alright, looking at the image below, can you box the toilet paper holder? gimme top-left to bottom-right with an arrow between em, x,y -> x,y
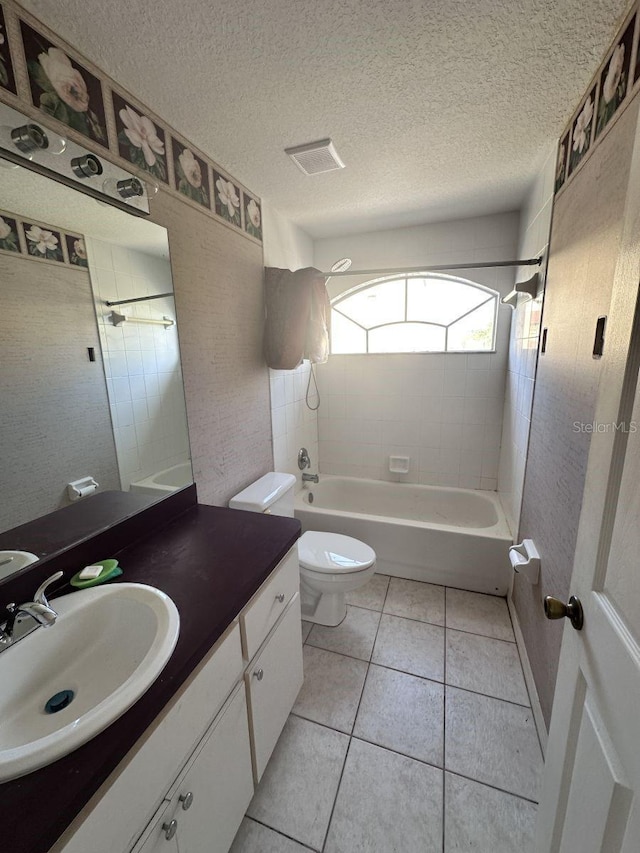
509,539 -> 540,584
67,477 -> 99,502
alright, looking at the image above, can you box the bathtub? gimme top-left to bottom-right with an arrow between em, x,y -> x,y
294,475 -> 513,596
129,462 -> 193,496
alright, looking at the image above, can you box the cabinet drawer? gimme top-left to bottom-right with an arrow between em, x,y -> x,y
56,623 -> 243,853
132,683 -> 254,853
240,546 -> 299,661
245,593 -> 303,783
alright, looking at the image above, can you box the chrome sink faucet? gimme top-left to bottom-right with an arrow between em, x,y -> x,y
302,473 -> 319,484
0,571 -> 64,645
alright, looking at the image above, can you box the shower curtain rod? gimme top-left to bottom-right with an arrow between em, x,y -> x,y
322,256 -> 542,277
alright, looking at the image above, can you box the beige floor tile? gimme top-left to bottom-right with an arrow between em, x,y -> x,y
372,613 -> 444,681
446,629 -> 529,705
444,772 -> 537,852
345,573 -> 390,611
247,715 -> 349,850
354,664 -> 444,765
306,605 -> 381,661
446,588 -> 514,641
230,818 -> 314,852
324,738 -> 443,853
445,687 -> 542,801
383,577 -> 445,625
293,646 -> 368,733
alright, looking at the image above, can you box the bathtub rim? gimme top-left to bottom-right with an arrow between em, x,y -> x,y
293,474 -> 512,540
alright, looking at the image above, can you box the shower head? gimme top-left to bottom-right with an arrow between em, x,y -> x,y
330,258 -> 352,273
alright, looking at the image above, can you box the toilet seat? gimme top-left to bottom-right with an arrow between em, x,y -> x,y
298,531 -> 376,574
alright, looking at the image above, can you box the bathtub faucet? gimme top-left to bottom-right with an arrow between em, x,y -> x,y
302,473 -> 319,484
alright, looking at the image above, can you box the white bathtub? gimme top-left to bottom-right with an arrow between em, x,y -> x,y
294,475 -> 513,596
129,462 -> 193,496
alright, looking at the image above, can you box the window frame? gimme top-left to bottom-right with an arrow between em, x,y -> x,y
330,272 -> 499,354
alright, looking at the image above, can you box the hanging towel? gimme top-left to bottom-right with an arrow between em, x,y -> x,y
263,267 -> 330,369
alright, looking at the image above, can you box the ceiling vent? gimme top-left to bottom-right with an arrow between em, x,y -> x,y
285,139 -> 345,175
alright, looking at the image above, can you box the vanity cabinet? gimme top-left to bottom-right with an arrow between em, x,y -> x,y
245,594 -> 303,782
53,545 -> 303,853
133,684 -> 253,853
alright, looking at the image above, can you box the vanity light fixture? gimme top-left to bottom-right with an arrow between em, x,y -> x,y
4,122 -> 67,155
0,102 -> 151,216
71,153 -> 103,179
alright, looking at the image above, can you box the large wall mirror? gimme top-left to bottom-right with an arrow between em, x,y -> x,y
0,158 -> 193,575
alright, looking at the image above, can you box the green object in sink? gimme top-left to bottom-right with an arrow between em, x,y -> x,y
70,559 -> 122,588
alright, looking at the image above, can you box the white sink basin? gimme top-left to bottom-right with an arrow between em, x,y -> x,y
0,550 -> 39,581
0,582 -> 179,781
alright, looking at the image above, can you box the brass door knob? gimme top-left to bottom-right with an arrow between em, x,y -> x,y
544,595 -> 584,630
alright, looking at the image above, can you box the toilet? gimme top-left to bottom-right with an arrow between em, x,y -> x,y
229,472 -> 376,626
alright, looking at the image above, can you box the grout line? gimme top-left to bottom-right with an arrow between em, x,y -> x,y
444,768 -> 540,806
342,599 -> 516,643
442,587 -> 447,853
304,631 -> 529,708
445,682 -> 533,711
320,727 -> 352,852
246,816 -> 319,851
320,574 -> 392,852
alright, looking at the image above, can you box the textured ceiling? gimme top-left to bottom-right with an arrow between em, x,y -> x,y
21,0 -> 632,236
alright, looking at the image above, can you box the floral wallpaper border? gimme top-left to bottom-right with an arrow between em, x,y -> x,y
556,5 -> 640,196
0,207 -> 88,268
0,0 -> 263,244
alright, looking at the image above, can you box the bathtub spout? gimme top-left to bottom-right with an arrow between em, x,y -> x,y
302,473 -> 319,484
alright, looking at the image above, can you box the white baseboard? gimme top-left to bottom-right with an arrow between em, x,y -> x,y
508,594 -> 548,757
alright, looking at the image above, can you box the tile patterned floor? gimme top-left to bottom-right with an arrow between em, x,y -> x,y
230,576 -> 543,853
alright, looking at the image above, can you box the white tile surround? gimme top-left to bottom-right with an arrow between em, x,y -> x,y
270,362 -> 320,486
87,238 -> 191,490
498,147 -> 556,534
316,351 -> 508,489
231,576 -> 542,852
311,211 -> 520,492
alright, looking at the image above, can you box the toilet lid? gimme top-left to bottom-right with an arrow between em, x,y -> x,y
298,531 -> 376,574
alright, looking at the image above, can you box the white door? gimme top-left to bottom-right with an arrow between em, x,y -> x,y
534,143 -> 640,850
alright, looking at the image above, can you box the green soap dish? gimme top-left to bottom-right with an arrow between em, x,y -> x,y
70,559 -> 122,588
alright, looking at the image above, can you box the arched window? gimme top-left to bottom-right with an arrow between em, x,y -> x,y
330,273 -> 498,354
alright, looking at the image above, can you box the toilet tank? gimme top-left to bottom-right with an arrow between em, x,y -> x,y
229,472 -> 296,517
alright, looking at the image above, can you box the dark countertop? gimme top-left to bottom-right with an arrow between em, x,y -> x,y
0,502 -> 300,853
0,491 -> 161,563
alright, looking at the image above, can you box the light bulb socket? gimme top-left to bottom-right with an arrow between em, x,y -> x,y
116,177 -> 144,198
71,154 -> 103,179
11,123 -> 49,154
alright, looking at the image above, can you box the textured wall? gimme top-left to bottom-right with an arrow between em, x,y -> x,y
313,213 -> 519,489
0,253 -> 120,531
515,97 -> 640,725
150,192 -> 272,506
498,147 -> 556,533
0,3 -> 273,515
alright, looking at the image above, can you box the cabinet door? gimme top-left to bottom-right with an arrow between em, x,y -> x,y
245,593 -> 303,782
133,683 -> 254,853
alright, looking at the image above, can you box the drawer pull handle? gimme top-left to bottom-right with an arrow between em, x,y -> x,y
179,791 -> 194,811
163,819 -> 178,841
253,668 -> 264,681
275,593 -> 285,603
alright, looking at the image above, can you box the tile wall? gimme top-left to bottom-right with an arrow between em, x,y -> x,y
316,352 -> 507,488
87,238 -> 190,490
313,212 -> 520,492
